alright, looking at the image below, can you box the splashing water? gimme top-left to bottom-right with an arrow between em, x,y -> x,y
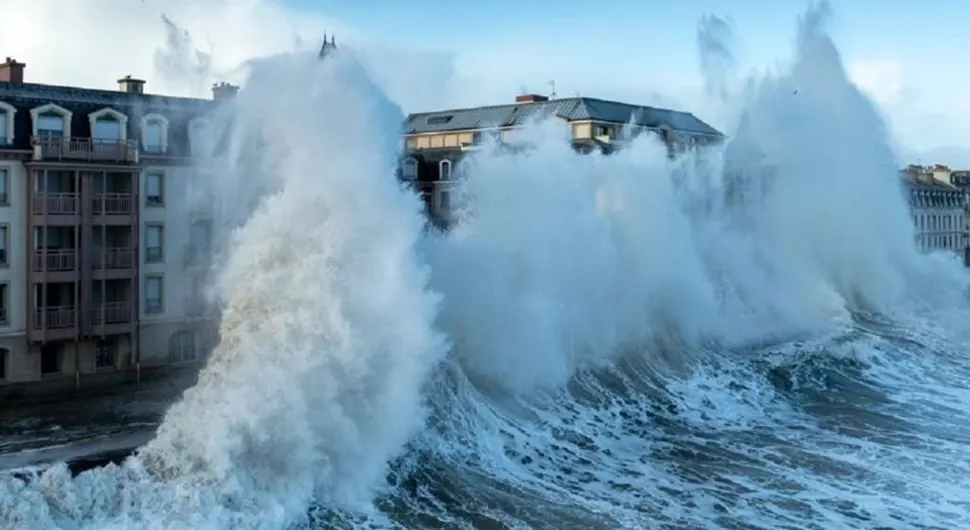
3,4 -> 970,530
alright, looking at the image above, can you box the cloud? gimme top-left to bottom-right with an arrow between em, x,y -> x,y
847,59 -> 906,106
0,0 -> 465,113
1,0 -> 966,162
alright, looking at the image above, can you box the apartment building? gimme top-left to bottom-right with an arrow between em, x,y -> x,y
902,165 -> 967,255
399,93 -> 724,224
0,58 -> 227,394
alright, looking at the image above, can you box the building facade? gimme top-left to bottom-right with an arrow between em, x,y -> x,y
0,58 -> 227,395
399,93 -> 724,225
902,166 -> 967,255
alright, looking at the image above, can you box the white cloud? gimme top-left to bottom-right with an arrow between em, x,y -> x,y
847,59 -> 906,106
1,0 -> 966,162
0,0 -> 465,113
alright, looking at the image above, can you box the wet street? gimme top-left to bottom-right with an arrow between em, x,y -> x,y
0,370 -> 197,471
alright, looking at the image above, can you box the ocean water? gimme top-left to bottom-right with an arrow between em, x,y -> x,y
3,5 -> 970,530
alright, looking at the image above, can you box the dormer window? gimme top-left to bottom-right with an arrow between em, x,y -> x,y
30,103 -> 72,139
141,113 -> 169,153
89,108 -> 128,142
188,118 -> 212,157
0,101 -> 13,146
37,112 -> 65,136
401,158 -> 418,181
439,159 -> 452,180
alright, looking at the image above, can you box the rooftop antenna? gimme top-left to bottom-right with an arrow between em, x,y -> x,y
549,80 -> 557,99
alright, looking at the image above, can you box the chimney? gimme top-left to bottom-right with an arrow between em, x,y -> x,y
515,93 -> 549,104
212,81 -> 239,101
0,57 -> 25,84
117,75 -> 146,94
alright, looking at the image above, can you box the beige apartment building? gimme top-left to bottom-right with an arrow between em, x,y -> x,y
0,58 -> 229,399
398,93 -> 724,225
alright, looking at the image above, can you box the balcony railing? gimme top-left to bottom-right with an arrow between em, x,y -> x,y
91,193 -> 134,215
33,249 -> 77,272
92,247 -> 134,269
32,306 -> 76,330
33,136 -> 137,163
90,302 -> 132,325
32,193 -> 78,215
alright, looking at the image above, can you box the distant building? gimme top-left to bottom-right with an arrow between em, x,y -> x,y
902,165 -> 966,254
399,93 -> 724,226
0,57 -> 227,396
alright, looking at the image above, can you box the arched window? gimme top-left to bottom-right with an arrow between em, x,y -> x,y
188,117 -> 212,157
141,113 -> 169,153
439,159 -> 452,181
30,103 -> 72,137
168,330 -> 198,363
0,101 -> 16,145
89,107 -> 128,141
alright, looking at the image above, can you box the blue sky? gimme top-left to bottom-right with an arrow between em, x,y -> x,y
279,0 -> 968,163
1,0 -> 964,163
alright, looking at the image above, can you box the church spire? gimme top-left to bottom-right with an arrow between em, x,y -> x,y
318,32 -> 337,59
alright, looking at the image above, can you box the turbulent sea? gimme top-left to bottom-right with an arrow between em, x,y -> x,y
3,5 -> 970,530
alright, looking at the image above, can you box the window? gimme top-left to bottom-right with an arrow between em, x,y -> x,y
401,158 -> 417,181
0,348 -> 6,381
0,114 -> 6,145
40,343 -> 61,376
188,220 -> 212,265
189,119 -> 211,157
143,120 -> 164,152
439,159 -> 452,181
0,283 -> 7,325
37,112 -> 65,136
92,116 -> 121,141
439,190 -> 451,212
0,168 -> 7,205
145,275 -> 163,314
0,225 -> 8,266
595,124 -> 611,137
94,339 -> 115,371
145,224 -> 164,262
145,172 -> 163,206
168,330 -> 197,363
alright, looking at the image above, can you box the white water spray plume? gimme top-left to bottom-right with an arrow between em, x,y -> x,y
2,2 -> 970,530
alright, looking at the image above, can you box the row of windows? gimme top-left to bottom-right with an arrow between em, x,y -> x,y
913,212 -> 965,233
400,158 -> 452,182
0,330 -> 202,381
0,219 -> 211,271
910,190 -> 963,209
144,219 -> 212,265
0,100 -> 213,156
0,167 -> 176,208
916,233 -> 965,252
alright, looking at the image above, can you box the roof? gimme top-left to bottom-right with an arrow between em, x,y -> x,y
903,173 -> 961,193
0,80 -> 214,154
403,96 -> 723,137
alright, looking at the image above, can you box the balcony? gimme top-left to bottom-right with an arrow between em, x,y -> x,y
90,302 -> 132,326
91,194 -> 134,215
32,136 -> 137,163
33,249 -> 77,272
32,306 -> 76,330
92,247 -> 134,270
32,193 -> 78,215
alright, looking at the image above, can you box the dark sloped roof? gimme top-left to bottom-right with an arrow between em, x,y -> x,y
0,81 -> 210,110
0,80 -> 214,153
403,96 -> 723,137
903,174 -> 961,192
